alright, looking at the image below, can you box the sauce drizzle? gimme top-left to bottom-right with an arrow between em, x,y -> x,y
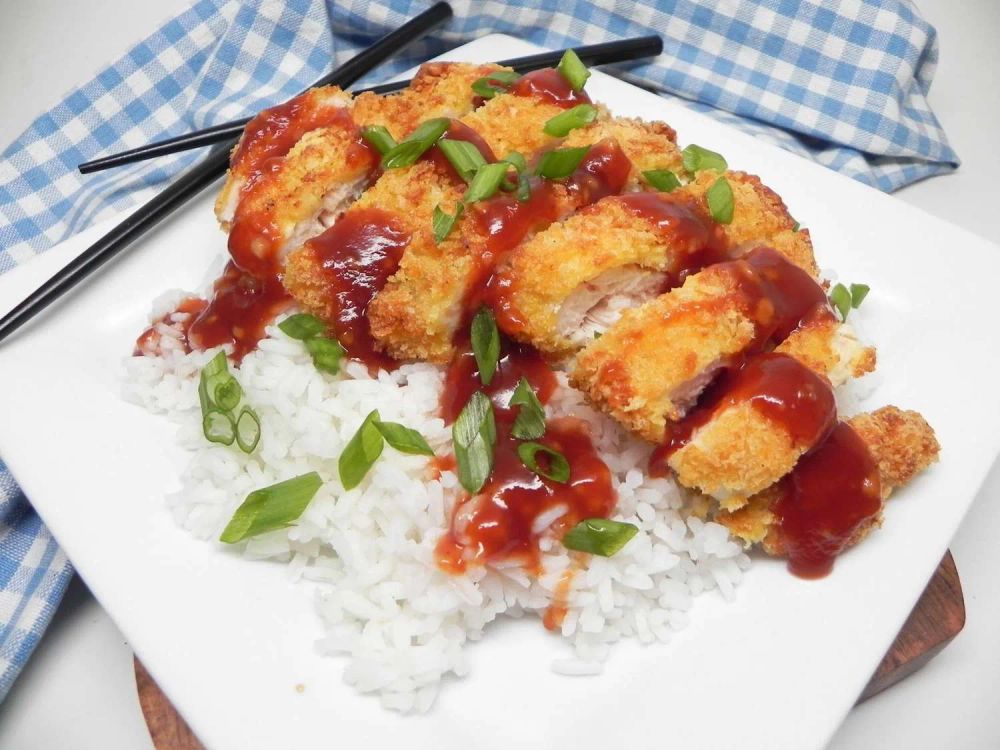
509,68 -> 592,109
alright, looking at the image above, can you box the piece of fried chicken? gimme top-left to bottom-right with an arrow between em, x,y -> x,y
366,117 -> 684,363
493,170 -> 818,356
715,407 -> 940,556
216,62 -> 503,276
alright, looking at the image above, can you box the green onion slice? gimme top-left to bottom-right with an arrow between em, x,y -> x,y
279,313 -> 327,341
214,375 -> 242,412
464,162 -> 510,203
706,176 -> 734,224
374,420 -> 435,456
235,406 -> 261,453
643,169 -> 681,193
557,49 -> 590,92
509,377 -> 545,440
516,173 -> 532,202
502,151 -> 527,173
339,410 -> 385,490
471,70 -> 520,100
562,518 -> 639,557
203,409 -> 236,446
304,336 -> 345,374
829,283 -> 852,321
543,104 -> 598,137
470,307 -> 500,386
198,351 -> 229,416
850,283 -> 870,309
535,146 -> 590,179
381,118 -> 450,169
681,144 -> 728,174
453,391 -> 497,494
438,139 -> 487,183
517,441 -> 570,483
433,202 -> 464,244
791,219 -> 801,232
219,472 -> 323,544
360,125 -> 397,155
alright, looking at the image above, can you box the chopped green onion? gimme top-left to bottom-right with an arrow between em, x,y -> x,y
681,144 -> 728,174
517,441 -> 570,484
360,125 -> 397,156
213,375 -> 242,412
219,472 -> 323,544
203,409 -> 236,446
850,283 -> 870,308
433,202 -> 464,244
438,139 -> 487,183
471,70 -> 520,100
304,336 -> 345,374
791,219 -> 801,232
543,104 -> 598,137
706,177 -> 734,224
339,410 -> 384,490
470,307 -> 501,386
643,169 -> 681,193
453,391 -> 496,494
381,118 -> 450,169
198,351 -> 229,415
374,420 -> 434,456
464,162 -> 510,203
235,406 -> 261,453
502,151 -> 527,173
562,518 -> 638,557
556,49 -> 590,92
593,331 -> 602,339
278,313 -> 327,340
535,146 -> 590,179
829,283 -> 852,321
516,172 -> 532,202
509,377 -> 545,440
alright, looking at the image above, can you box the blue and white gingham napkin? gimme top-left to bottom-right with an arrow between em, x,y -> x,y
0,0 -> 958,700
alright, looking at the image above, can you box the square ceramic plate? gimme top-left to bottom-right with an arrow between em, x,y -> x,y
1,35 -> 999,750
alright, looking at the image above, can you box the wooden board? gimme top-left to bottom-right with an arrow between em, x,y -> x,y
135,551 -> 965,749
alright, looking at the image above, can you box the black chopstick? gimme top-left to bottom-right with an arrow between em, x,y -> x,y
78,35 -> 663,174
0,34 -> 663,346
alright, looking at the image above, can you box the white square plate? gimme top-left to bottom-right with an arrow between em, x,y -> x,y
1,35 -> 999,750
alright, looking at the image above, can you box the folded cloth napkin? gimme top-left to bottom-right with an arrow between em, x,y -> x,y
0,0 -> 958,700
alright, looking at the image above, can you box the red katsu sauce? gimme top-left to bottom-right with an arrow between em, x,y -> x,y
436,416 -> 616,574
186,260 -> 292,360
542,567 -> 577,631
306,207 -> 412,371
618,193 -> 730,286
771,422 -> 882,578
230,93 -> 359,192
509,68 -> 592,109
134,297 -> 207,355
651,352 -> 837,469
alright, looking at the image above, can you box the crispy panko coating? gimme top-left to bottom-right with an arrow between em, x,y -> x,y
562,117 -> 683,182
715,407 -> 940,554
495,170 -> 819,357
216,61 -> 503,251
287,82 -> 587,362
367,117 -> 683,363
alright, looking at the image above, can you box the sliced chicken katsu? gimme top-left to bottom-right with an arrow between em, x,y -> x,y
367,117 -> 684,363
283,69 -> 602,365
218,63 -> 503,277
492,170 -> 817,356
571,246 -> 870,442
714,406 -> 939,575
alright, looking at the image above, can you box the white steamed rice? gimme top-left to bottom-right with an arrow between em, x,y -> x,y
123,295 -> 751,713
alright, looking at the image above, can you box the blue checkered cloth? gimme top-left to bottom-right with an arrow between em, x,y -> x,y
0,0 -> 958,701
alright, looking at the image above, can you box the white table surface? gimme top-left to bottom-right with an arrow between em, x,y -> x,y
0,1 -> 997,747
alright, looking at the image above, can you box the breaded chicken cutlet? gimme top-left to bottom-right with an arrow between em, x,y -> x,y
714,407 -> 940,566
217,62 -> 503,276
492,170 -> 817,356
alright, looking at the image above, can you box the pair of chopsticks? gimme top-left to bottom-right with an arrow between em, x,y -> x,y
0,0 -> 662,344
